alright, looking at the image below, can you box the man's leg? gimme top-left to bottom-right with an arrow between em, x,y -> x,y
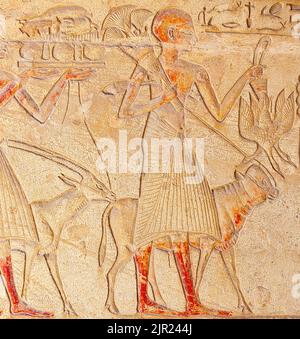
173,241 -> 232,316
0,240 -> 53,318
135,243 -> 178,315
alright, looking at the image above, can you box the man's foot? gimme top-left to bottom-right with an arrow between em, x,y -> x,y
186,303 -> 233,317
10,301 -> 54,318
139,297 -> 179,316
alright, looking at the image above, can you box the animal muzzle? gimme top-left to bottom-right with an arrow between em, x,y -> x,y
268,187 -> 279,199
105,191 -> 116,202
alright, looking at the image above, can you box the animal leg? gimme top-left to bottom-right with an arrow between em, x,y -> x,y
219,248 -> 252,313
104,198 -> 138,314
274,142 -> 297,168
21,244 -> 39,301
45,253 -> 77,316
39,223 -> 63,256
195,243 -> 214,296
105,245 -> 132,314
148,248 -> 167,307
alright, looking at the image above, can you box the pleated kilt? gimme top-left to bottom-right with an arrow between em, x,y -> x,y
133,111 -> 221,248
0,148 -> 38,242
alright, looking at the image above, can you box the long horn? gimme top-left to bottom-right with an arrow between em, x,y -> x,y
7,139 -> 92,182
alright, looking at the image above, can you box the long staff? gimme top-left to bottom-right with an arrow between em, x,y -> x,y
121,36 -> 271,159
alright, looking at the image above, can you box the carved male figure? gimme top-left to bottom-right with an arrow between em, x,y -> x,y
118,7 -> 263,316
0,33 -> 92,317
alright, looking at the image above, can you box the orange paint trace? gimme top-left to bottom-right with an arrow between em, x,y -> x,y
0,256 -> 53,318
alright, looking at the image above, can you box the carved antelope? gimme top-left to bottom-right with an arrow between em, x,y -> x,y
7,139 -> 115,315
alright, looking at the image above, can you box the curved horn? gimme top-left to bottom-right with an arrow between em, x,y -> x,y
7,139 -> 90,182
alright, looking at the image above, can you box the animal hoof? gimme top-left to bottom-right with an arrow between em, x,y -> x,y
239,304 -> 253,314
63,307 -> 78,317
291,161 -> 298,169
106,303 -> 120,315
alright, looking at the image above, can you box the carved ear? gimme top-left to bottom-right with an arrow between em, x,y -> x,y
234,170 -> 245,181
58,173 -> 80,188
168,26 -> 176,41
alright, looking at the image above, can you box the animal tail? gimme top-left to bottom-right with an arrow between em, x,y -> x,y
99,201 -> 114,267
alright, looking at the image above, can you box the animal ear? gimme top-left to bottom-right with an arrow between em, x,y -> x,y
234,170 -> 245,181
58,173 -> 80,188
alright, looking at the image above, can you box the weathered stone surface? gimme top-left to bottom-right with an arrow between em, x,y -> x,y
0,0 -> 299,319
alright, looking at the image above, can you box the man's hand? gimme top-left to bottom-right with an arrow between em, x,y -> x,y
196,67 -> 210,83
20,68 -> 60,80
65,68 -> 95,81
247,65 -> 264,81
161,88 -> 177,104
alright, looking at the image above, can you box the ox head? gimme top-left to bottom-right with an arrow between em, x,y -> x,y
235,165 -> 279,200
58,172 -> 116,203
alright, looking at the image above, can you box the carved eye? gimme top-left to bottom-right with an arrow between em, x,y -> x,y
96,183 -> 104,191
133,28 -> 141,36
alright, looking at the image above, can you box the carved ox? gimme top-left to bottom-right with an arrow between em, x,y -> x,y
189,164 -> 278,313
8,139 -> 278,315
99,164 -> 278,314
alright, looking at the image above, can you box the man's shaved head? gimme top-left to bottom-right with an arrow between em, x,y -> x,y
152,8 -> 193,42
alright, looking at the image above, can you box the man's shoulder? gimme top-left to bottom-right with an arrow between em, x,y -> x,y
0,69 -> 20,82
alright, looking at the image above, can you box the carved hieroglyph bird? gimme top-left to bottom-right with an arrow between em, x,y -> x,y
239,90 -> 296,177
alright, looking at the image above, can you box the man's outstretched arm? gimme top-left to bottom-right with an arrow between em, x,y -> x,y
14,68 -> 93,124
195,65 -> 263,122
